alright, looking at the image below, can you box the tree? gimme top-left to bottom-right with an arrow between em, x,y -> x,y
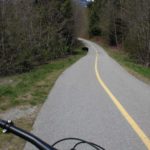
88,0 -> 101,36
0,0 -> 75,75
87,0 -> 150,66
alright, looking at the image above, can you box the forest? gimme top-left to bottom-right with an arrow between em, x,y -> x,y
88,0 -> 150,67
0,0 -> 75,76
0,0 -> 149,76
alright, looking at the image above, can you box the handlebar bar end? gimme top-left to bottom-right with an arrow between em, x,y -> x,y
0,119 -> 14,134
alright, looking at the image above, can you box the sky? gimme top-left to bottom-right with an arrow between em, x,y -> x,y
79,0 -> 94,7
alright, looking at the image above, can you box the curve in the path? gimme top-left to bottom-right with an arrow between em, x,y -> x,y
24,38 -> 150,150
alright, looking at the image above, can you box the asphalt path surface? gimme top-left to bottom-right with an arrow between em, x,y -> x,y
24,38 -> 150,150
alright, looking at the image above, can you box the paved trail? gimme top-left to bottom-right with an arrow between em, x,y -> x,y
24,39 -> 150,150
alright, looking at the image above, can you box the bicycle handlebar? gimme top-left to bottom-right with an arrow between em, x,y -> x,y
0,119 -> 56,150
0,119 -> 105,150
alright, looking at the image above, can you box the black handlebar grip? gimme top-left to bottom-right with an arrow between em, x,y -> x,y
0,119 -> 8,129
0,119 -> 7,127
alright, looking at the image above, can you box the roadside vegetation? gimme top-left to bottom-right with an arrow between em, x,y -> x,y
0,48 -> 86,111
87,0 -> 150,82
88,0 -> 150,67
0,47 -> 87,150
0,49 -> 84,111
0,0 -> 75,76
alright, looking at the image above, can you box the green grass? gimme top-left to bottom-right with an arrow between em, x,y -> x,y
0,48 -> 86,111
111,52 -> 150,78
100,42 -> 150,83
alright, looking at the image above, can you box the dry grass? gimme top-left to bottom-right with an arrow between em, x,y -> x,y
0,114 -> 37,150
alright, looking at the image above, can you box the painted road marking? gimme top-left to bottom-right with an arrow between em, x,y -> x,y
95,50 -> 150,149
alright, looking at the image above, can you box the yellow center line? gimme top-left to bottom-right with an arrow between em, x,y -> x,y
95,50 -> 150,149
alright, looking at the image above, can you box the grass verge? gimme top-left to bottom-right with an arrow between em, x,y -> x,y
0,48 -> 87,150
92,37 -> 150,84
0,49 -> 86,111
